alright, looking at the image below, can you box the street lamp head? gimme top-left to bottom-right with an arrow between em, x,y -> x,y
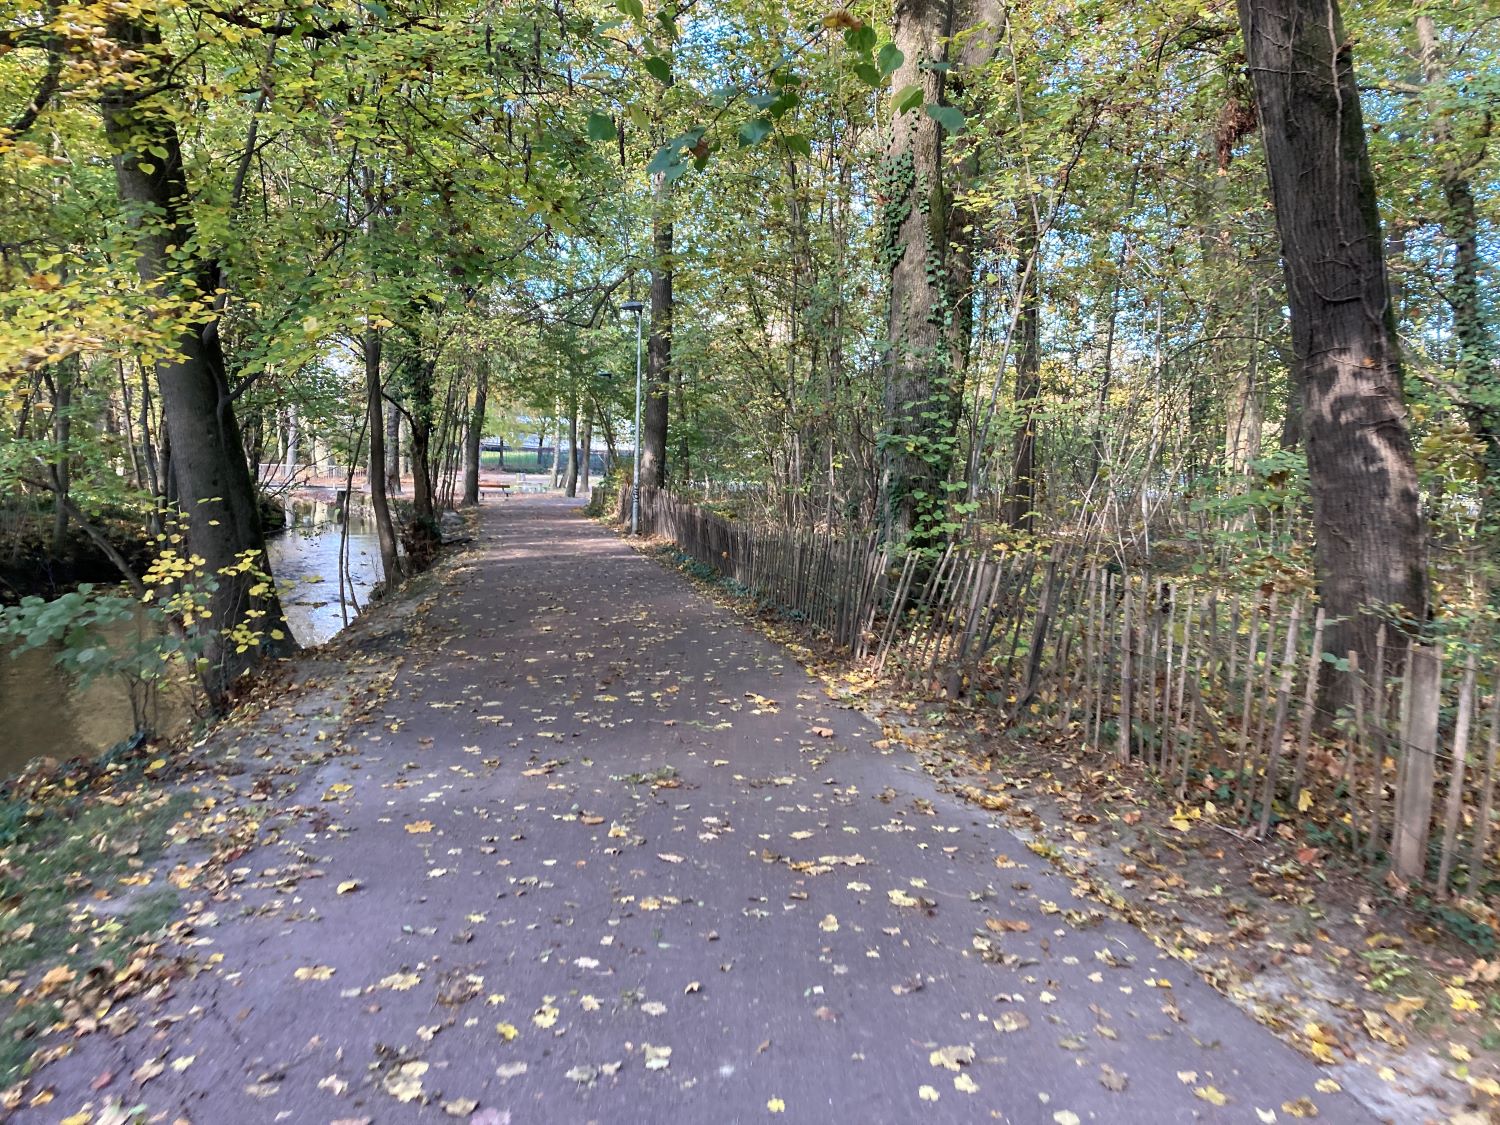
621,300 -> 645,315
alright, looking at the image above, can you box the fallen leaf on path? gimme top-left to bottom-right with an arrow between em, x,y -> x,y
382,1060 -> 428,1103
928,1045 -> 974,1071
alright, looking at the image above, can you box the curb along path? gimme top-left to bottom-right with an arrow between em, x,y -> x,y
24,495 -> 1377,1124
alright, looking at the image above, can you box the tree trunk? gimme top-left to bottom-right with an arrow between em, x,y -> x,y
404,343 -> 437,528
551,407 -> 565,489
942,0 -> 1004,379
1225,309 -> 1265,478
282,405 -> 298,480
463,354 -> 488,506
881,0 -> 958,543
101,12 -> 293,701
385,404 -> 402,495
364,328 -> 403,587
580,400 -> 594,493
600,408 -> 618,474
1415,15 -> 1500,502
1006,216 -> 1041,532
642,173 -> 672,489
564,395 -> 580,498
49,355 -> 75,555
1238,0 -> 1428,685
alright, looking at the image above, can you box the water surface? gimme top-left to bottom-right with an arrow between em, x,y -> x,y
0,498 -> 386,777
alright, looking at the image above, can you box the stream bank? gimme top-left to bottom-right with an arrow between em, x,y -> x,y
0,497 -> 385,779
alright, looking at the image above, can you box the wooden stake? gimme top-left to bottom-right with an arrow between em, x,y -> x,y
1437,652 -> 1478,895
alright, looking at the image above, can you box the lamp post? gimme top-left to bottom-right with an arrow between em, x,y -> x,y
621,299 -> 645,535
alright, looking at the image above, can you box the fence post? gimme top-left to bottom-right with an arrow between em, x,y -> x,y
1117,580 -> 1134,765
1393,643 -> 1441,886
1436,653 -> 1478,894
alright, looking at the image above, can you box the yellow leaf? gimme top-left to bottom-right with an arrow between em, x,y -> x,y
405,820 -> 434,834
1195,1085 -> 1228,1106
918,1085 -> 940,1102
1448,985 -> 1481,1013
1297,789 -> 1313,812
1384,994 -> 1425,1023
767,1097 -> 785,1113
39,965 -> 75,992
294,965 -> 335,981
496,1022 -> 519,1041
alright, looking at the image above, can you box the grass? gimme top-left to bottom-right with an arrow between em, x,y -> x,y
0,787 -> 187,1082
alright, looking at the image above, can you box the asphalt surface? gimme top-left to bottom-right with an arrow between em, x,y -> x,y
20,495 -> 1378,1123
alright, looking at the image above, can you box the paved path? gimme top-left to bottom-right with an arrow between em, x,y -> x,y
25,496 -> 1377,1124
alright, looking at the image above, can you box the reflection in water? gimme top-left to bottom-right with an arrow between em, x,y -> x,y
0,497 -> 387,777
266,498 -> 385,647
0,616 -> 189,776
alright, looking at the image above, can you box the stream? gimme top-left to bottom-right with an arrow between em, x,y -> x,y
0,499 -> 384,779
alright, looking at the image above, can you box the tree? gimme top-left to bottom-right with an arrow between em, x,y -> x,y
100,8 -> 293,699
1237,0 -> 1429,680
642,170 -> 673,488
881,0 -> 962,542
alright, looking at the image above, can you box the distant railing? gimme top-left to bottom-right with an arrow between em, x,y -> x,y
598,484 -> 1500,911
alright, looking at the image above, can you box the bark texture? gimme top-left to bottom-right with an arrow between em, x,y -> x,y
1238,0 -> 1428,678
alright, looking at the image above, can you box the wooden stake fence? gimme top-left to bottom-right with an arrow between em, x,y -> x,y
603,485 -> 1500,904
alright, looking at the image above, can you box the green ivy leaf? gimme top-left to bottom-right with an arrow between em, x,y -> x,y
924,103 -> 965,133
893,84 -> 924,114
877,43 -> 904,76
